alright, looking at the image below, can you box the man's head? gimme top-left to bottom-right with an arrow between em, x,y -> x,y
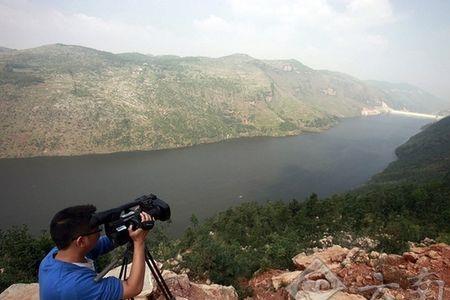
50,205 -> 100,250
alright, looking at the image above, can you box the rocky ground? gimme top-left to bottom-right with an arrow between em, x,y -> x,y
1,242 -> 449,299
246,241 -> 450,299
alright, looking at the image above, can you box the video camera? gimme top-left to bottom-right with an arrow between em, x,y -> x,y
90,194 -> 170,247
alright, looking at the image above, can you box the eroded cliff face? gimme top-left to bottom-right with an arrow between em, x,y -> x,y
2,242 -> 448,299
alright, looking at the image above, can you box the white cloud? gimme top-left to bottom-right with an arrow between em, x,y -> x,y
0,1 -> 189,55
228,0 -> 394,30
190,0 -> 395,65
194,15 -> 233,32
365,34 -> 389,48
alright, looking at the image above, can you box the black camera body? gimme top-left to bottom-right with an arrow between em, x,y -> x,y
90,194 -> 170,246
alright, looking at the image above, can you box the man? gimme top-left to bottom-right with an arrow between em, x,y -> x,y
39,204 -> 153,299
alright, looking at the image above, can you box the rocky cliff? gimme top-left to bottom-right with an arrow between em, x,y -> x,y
247,241 -> 449,300
2,241 -> 448,299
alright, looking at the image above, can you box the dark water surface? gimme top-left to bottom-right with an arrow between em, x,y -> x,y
0,115 -> 431,236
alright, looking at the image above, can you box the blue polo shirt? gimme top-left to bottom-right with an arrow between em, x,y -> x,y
39,236 -> 123,300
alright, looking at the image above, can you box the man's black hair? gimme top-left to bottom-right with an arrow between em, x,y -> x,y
50,205 -> 97,250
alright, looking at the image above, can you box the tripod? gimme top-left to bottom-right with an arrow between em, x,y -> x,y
95,243 -> 175,300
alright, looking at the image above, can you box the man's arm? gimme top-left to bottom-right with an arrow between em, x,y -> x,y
122,212 -> 152,299
87,236 -> 115,260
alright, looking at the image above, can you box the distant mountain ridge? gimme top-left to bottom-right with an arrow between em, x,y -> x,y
365,80 -> 448,114
0,43 -> 448,158
0,47 -> 15,53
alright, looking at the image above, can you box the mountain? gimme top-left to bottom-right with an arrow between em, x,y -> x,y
1,72 -> 450,296
371,115 -> 450,184
366,80 -> 449,113
0,47 -> 16,53
0,44 -> 447,158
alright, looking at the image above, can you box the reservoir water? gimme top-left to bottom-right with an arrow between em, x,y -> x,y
0,115 -> 431,236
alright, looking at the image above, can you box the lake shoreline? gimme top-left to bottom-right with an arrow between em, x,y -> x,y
0,115 -> 431,236
0,119 -> 339,160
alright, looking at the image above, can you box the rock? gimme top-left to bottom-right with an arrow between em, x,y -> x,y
410,246 -> 426,254
429,242 -> 450,251
369,251 -> 380,259
373,272 -> 383,281
247,269 -> 289,300
293,245 -> 349,271
106,262 -> 156,298
378,266 -> 409,289
190,282 -> 238,300
0,283 -> 39,300
346,247 -> 360,260
152,270 -> 238,300
295,290 -> 366,300
318,235 -> 334,248
306,271 -> 326,281
354,237 -> 378,249
427,250 -> 440,259
316,279 -> 331,290
403,252 -> 419,263
108,266 -> 239,300
329,291 -> 366,299
368,259 -> 377,267
416,256 -> 429,266
271,271 -> 302,290
167,258 -> 180,266
422,237 -> 436,246
384,254 -> 404,265
342,247 -> 369,267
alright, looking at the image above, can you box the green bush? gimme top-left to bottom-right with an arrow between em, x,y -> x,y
0,226 -> 53,292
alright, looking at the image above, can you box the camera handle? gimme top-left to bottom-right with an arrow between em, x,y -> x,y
94,243 -> 175,300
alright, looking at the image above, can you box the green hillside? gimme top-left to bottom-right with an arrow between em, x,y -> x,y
371,116 -> 450,184
0,44 -> 447,158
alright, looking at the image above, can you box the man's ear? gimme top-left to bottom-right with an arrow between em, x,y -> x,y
75,236 -> 87,248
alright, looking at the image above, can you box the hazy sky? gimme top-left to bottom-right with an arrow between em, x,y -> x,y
1,0 -> 449,100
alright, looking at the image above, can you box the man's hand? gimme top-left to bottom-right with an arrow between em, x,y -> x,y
128,212 -> 153,244
122,212 -> 154,299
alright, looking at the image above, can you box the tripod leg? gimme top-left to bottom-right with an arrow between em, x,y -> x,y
119,247 -> 130,280
124,260 -> 129,280
120,247 -> 135,300
145,248 -> 175,300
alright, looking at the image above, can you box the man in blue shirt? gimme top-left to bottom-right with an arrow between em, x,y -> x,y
39,205 -> 153,299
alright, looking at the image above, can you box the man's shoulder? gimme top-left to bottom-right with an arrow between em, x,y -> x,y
39,260 -> 121,299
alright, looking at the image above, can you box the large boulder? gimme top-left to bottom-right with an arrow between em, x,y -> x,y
0,283 -> 39,300
151,270 -> 238,300
106,262 -> 157,298
272,271 -> 302,290
292,246 -> 349,271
